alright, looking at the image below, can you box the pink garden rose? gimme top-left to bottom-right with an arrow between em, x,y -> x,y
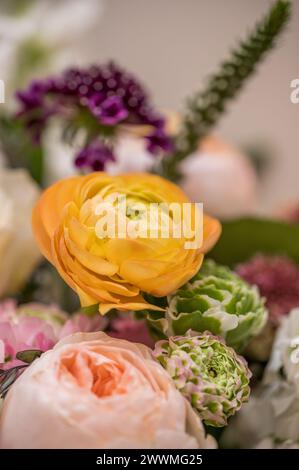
0,300 -> 105,369
0,332 -> 215,449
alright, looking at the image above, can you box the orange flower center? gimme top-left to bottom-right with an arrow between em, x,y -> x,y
59,349 -> 128,398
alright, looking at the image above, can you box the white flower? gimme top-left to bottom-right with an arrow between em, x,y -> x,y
255,437 -> 299,449
0,168 -> 41,296
180,136 -> 257,219
265,308 -> 299,395
222,309 -> 299,448
221,379 -> 299,448
0,0 -> 103,48
43,122 -> 77,185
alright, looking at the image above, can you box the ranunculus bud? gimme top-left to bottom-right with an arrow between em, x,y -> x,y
154,331 -> 252,427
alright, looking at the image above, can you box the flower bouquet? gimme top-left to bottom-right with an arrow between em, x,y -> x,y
0,0 -> 297,450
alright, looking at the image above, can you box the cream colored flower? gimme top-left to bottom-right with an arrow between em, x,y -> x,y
265,308 -> 299,395
0,168 -> 41,296
221,380 -> 299,448
222,310 -> 299,449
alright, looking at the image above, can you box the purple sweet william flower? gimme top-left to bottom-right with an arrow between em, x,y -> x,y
145,129 -> 174,154
16,62 -> 172,170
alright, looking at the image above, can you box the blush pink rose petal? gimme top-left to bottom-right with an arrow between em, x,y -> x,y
0,332 -> 215,449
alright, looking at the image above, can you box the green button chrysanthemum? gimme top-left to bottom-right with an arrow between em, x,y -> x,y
154,331 -> 251,427
146,259 -> 267,350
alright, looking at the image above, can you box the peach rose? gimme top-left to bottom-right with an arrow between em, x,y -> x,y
32,172 -> 221,314
0,332 -> 215,449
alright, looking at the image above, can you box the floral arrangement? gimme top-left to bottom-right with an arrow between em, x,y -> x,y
0,0 -> 297,450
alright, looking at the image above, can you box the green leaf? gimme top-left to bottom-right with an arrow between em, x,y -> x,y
209,217 -> 299,268
16,349 -> 42,364
81,304 -> 100,317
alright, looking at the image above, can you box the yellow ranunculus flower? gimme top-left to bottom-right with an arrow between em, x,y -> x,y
32,173 -> 221,314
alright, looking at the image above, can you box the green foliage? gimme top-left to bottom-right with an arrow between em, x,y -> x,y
16,350 -> 42,364
0,113 -> 43,185
210,217 -> 299,268
0,0 -> 35,17
14,38 -> 51,90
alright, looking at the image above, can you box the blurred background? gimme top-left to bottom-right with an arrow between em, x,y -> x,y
0,0 -> 298,211
84,0 -> 299,212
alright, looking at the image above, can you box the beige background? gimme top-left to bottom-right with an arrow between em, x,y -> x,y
76,0 -> 299,211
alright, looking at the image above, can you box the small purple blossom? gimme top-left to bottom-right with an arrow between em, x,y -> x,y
75,141 -> 116,171
145,129 -> 174,154
16,81 -> 45,108
90,95 -> 129,125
